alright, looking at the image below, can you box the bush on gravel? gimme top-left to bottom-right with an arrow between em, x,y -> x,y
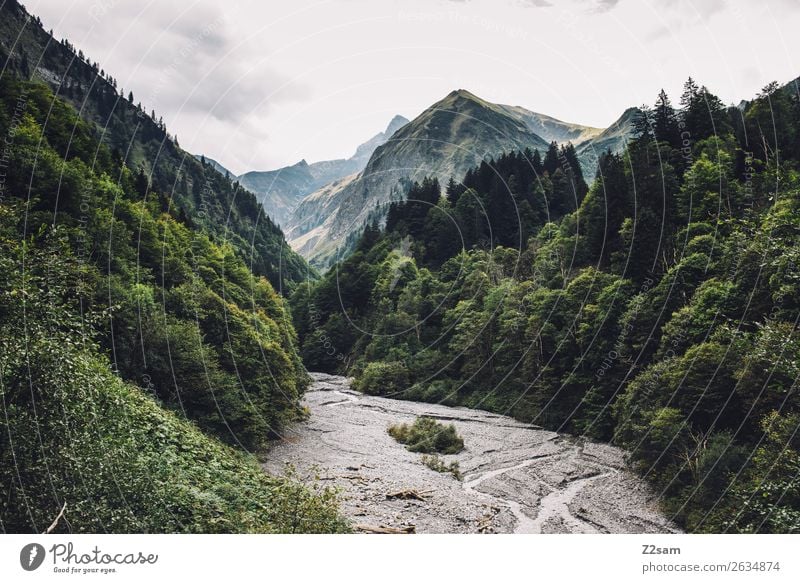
388,417 -> 464,454
421,454 -> 462,480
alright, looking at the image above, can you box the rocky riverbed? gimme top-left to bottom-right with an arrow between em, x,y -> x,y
263,373 -> 680,534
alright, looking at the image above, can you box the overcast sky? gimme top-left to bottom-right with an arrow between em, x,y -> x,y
30,0 -> 800,175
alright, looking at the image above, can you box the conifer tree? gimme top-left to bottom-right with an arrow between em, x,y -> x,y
653,89 -> 680,148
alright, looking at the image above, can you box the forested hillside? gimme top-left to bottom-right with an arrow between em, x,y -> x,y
293,78 -> 800,532
0,0 -> 311,290
0,66 -> 344,532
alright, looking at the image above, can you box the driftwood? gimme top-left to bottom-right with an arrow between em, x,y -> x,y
385,489 -> 432,501
355,524 -> 416,534
346,464 -> 375,471
42,501 -> 67,534
341,474 -> 369,482
476,505 -> 501,533
476,515 -> 494,533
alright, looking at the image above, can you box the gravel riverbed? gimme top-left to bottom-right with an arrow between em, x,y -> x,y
263,373 -> 680,534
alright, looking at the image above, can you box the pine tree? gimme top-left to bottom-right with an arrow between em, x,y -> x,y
445,177 -> 465,205
581,150 -> 630,267
531,149 -> 543,175
632,105 -> 654,141
745,81 -> 796,164
680,77 -> 700,109
680,78 -> 731,141
653,89 -> 680,148
543,142 -> 560,175
134,166 -> 149,198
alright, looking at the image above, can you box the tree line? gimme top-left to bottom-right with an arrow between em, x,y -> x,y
294,78 -> 800,532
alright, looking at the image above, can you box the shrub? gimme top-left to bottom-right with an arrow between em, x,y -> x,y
421,454 -> 462,480
388,417 -> 464,454
353,361 -> 409,396
0,306 -> 350,534
0,220 -> 348,534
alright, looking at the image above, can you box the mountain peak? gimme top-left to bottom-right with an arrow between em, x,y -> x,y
437,88 -> 496,111
447,88 -> 480,100
385,115 -> 409,136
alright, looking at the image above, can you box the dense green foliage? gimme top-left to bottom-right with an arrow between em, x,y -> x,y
388,417 -> 465,455
296,78 -> 800,532
0,0 -> 311,290
0,76 -> 308,449
0,71 -> 339,530
0,206 -> 346,533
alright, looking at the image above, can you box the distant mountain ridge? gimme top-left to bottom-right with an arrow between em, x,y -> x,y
194,155 -> 234,178
284,89 -> 636,267
236,115 -> 409,226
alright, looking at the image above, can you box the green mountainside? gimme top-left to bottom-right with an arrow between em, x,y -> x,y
0,0 -> 312,292
0,2 -> 344,533
294,78 -> 800,533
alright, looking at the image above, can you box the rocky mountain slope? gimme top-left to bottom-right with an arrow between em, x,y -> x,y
285,89 -> 633,268
238,115 -> 408,226
574,107 -> 639,172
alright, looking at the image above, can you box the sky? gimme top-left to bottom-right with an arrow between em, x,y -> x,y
30,0 -> 800,175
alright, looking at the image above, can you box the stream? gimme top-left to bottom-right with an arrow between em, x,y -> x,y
263,373 -> 679,534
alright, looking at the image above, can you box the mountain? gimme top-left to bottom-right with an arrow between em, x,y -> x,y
0,0 -> 311,290
574,107 -> 639,172
497,105 -> 603,144
296,75 -> 800,534
195,154 -> 234,178
350,114 -> 409,165
285,89 -> 608,267
239,159 -> 321,227
495,103 -> 638,175
238,115 -> 409,226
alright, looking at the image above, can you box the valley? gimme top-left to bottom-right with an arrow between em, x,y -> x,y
264,374 -> 679,534
2,0 -> 799,538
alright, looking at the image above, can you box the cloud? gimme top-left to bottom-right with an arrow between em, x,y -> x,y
35,0 -> 310,135
645,0 -> 728,42
656,0 -> 727,21
692,0 -> 727,20
594,0 -> 621,12
571,0 -> 621,13
31,0 -> 800,172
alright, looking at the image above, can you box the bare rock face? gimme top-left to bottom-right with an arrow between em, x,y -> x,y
263,373 -> 680,534
239,116 -> 409,227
